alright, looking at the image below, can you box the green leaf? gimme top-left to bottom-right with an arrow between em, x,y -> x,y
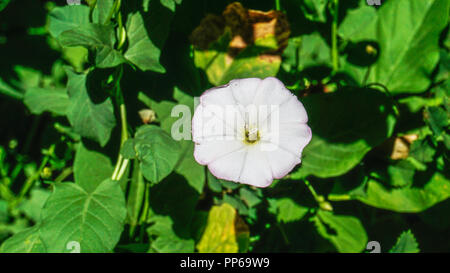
0,77 -> 23,100
174,141 -> 205,193
65,68 -> 116,146
0,225 -> 46,253
194,34 -> 281,86
291,87 -> 396,179
139,89 -> 205,193
124,12 -> 165,73
425,106 -> 448,137
160,0 -> 182,12
222,195 -> 248,216
389,230 -> 420,253
197,203 -> 239,253
48,5 -> 90,38
147,175 -> 199,253
314,210 -> 368,253
18,188 -> 50,222
73,141 -> 114,193
268,198 -> 309,223
340,0 -> 450,94
95,0 -> 114,24
409,138 -> 436,164
357,172 -> 450,213
147,215 -> 195,253
59,23 -> 126,68
282,33 -> 330,73
299,0 -> 329,23
0,0 -> 10,12
239,188 -> 261,208
0,200 -> 7,223
23,87 -> 69,116
39,180 -> 126,253
386,160 -> 415,188
207,170 -> 223,193
338,3 -> 377,40
133,125 -> 180,184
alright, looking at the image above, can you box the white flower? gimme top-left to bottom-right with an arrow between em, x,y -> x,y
192,77 -> 312,188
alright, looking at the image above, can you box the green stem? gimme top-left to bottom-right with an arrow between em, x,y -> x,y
275,0 -> 281,11
104,0 -> 121,25
304,179 -> 333,211
0,183 -> 15,201
88,0 -> 96,23
304,179 -> 321,203
331,0 -> 339,72
55,167 -> 73,183
13,145 -> 55,207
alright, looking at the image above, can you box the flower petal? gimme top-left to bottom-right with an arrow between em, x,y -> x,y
261,123 -> 312,156
192,104 -> 244,143
237,145 -> 274,187
194,140 -> 245,165
229,78 -> 262,106
207,147 -> 248,182
253,77 -> 292,106
263,147 -> 301,179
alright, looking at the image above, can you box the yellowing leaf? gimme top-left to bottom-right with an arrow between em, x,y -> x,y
191,2 -> 290,85
197,203 -> 241,253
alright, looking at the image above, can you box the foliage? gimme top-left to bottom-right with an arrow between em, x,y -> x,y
0,0 -> 448,253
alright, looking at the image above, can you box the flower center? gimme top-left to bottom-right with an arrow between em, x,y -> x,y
244,126 -> 260,144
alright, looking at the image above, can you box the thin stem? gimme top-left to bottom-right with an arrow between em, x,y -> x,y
331,0 -> 339,72
13,145 -> 55,207
304,179 -> 333,211
0,183 -> 15,201
275,0 -> 281,11
104,0 -> 121,25
112,103 -> 129,181
111,65 -> 129,181
116,159 -> 129,181
55,167 -> 73,183
88,0 -> 96,23
304,179 -> 321,202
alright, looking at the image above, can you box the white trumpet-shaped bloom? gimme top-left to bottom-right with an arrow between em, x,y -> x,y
192,77 -> 312,188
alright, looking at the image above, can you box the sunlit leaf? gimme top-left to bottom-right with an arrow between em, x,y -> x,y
39,180 -> 126,253
132,125 -> 180,184
124,12 -> 165,73
340,0 -> 449,94
18,188 -> 50,223
139,89 -> 205,193
0,225 -> 46,253
48,5 -> 90,38
73,141 -> 114,192
268,198 -> 309,223
314,210 -> 368,253
357,172 -> 450,213
59,24 -> 126,68
197,203 -> 240,253
389,230 -> 420,253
